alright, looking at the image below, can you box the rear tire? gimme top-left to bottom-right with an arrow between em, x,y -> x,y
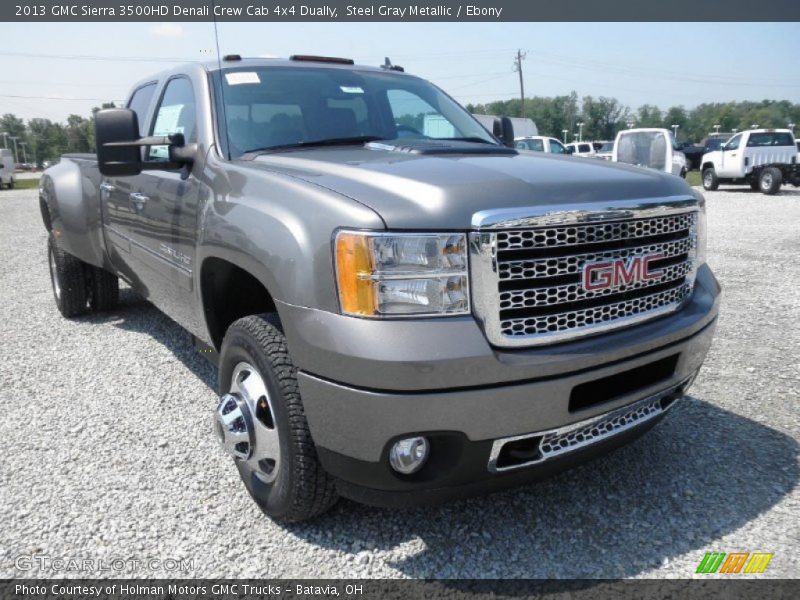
48,233 -> 89,318
218,313 -> 338,523
702,168 -> 719,191
86,266 -> 119,312
758,167 -> 782,195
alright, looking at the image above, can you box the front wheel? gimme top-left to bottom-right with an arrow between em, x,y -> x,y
759,167 -> 782,195
216,314 -> 338,523
702,168 -> 719,191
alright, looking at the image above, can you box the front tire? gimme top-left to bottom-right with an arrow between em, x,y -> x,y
702,167 -> 719,191
48,233 -> 89,318
218,314 -> 338,523
759,167 -> 782,195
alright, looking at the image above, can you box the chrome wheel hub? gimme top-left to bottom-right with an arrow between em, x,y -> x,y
761,173 -> 773,189
214,362 -> 281,483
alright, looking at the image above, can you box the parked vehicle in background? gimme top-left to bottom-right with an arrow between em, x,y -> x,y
514,136 -> 568,154
795,138 -> 800,158
565,141 -> 596,157
473,114 -> 537,138
676,142 -> 704,171
1,149 -> 15,189
701,129 -> 800,194
595,141 -> 614,161
700,133 -> 731,154
613,128 -> 687,178
41,55 -> 719,523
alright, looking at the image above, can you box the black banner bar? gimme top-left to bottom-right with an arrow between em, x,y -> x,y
3,580 -> 800,600
3,0 -> 800,22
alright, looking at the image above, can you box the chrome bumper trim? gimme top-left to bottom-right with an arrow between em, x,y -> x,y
487,378 -> 689,473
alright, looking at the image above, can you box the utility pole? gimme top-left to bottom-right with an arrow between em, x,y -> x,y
20,142 -> 28,164
789,122 -> 796,134
671,124 -> 679,140
0,132 -> 8,149
562,129 -> 568,143
577,122 -> 585,142
713,124 -> 720,134
513,49 -> 526,118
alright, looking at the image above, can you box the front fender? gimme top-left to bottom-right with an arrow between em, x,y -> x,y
197,162 -> 384,313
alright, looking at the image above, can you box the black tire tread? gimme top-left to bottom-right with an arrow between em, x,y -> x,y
759,167 -> 782,195
86,265 -> 119,312
225,314 -> 338,522
48,234 -> 89,318
702,167 -> 719,191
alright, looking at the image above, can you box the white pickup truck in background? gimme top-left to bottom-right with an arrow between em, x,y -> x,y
565,141 -> 597,157
1,149 -> 15,189
701,129 -> 800,194
612,128 -> 687,178
514,135 -> 568,154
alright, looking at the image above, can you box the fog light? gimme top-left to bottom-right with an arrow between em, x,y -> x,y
389,437 -> 429,474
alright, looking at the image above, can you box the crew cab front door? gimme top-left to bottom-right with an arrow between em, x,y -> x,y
127,76 -> 203,328
103,81 -> 158,277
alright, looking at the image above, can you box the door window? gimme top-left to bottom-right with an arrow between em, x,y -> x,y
724,134 -> 742,151
149,77 -> 197,161
516,139 -> 544,152
127,83 -> 157,136
549,139 -> 567,154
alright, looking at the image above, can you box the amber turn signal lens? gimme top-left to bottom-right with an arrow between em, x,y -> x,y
335,233 -> 377,316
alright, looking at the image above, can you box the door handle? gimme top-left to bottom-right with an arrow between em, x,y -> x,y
129,192 -> 149,207
100,182 -> 115,193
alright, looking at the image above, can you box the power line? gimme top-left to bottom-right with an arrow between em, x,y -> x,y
0,93 -> 119,102
0,50 -> 196,63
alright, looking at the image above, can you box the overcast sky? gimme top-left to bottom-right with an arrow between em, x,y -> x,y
1,21 -> 799,122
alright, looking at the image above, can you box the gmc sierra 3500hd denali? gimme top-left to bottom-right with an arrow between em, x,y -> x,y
40,55 -> 720,523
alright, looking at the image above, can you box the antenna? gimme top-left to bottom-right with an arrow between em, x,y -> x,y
212,1 -> 231,159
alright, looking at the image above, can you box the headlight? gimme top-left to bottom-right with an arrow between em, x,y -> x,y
335,231 -> 469,317
695,200 -> 707,266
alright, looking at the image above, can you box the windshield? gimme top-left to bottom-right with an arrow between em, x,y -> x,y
212,66 -> 497,157
616,131 -> 669,170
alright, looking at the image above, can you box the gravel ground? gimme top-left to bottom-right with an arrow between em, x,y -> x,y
0,185 -> 798,579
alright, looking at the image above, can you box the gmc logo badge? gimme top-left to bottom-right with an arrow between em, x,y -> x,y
582,254 -> 665,292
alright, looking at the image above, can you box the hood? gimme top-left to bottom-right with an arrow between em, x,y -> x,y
243,145 -> 693,229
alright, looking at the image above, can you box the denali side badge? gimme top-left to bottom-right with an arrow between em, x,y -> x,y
582,254 -> 665,292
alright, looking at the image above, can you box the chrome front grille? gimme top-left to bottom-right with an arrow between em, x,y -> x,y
470,198 -> 701,347
495,211 -> 695,250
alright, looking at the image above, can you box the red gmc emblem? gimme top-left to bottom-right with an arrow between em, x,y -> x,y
582,254 -> 665,292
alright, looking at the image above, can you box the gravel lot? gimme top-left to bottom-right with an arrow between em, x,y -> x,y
0,185 -> 798,579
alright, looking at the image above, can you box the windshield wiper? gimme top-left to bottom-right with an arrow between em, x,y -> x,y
245,136 -> 386,154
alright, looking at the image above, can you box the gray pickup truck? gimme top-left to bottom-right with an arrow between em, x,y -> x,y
40,55 -> 720,522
